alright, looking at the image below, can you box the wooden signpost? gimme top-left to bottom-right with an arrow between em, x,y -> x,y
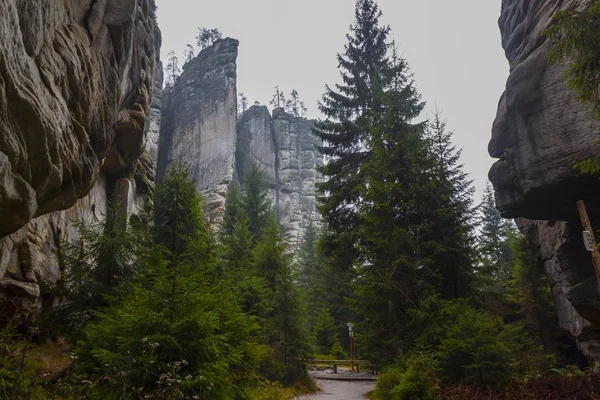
576,200 -> 600,285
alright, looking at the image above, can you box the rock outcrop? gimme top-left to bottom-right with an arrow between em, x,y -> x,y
237,106 -> 322,250
158,38 -> 239,226
0,0 -> 162,312
158,42 -> 322,248
490,0 -> 600,359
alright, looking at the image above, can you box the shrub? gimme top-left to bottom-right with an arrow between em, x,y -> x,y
437,305 -> 520,389
330,342 -> 348,360
374,366 -> 403,400
392,352 -> 438,400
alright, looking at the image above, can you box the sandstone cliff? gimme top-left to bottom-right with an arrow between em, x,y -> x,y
490,0 -> 600,358
158,42 -> 322,248
237,106 -> 322,250
0,0 -> 162,312
158,38 -> 239,226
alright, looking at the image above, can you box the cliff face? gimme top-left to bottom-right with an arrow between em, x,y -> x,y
158,38 -> 239,226
0,0 -> 162,312
237,106 -> 322,250
159,43 -> 322,248
490,0 -> 600,358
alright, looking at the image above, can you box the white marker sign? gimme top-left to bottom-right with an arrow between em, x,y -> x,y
583,231 -> 595,252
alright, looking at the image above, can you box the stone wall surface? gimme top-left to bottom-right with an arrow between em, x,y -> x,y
0,0 -> 162,312
158,38 -> 239,226
159,43 -> 322,248
491,0 -> 600,359
237,106 -> 322,250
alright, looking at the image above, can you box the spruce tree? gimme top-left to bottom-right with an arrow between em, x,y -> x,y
477,183 -> 515,296
253,212 -> 310,383
242,164 -> 273,243
314,0 -> 393,270
77,162 -> 265,399
425,109 -> 476,298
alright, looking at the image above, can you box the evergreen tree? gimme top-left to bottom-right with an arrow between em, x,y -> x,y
477,183 -> 515,299
196,27 -> 222,50
270,86 -> 286,110
285,89 -> 308,117
425,108 -> 476,298
77,163 -> 265,399
254,213 -> 310,383
165,50 -> 180,86
238,92 -> 249,115
351,73 -> 431,362
507,232 -> 557,350
184,44 -> 195,63
56,202 -> 138,335
314,0 -> 394,270
242,164 -> 273,243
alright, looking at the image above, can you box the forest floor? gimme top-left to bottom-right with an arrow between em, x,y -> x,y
295,377 -> 376,400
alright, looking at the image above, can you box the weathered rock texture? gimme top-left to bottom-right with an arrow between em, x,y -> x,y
237,106 -> 322,250
158,38 -> 239,226
490,0 -> 600,359
0,0 -> 162,312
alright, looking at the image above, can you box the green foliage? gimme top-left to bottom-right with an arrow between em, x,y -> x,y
545,1 -> 600,174
330,342 -> 348,360
314,0 -> 394,270
475,183 -> 516,304
311,308 -> 339,355
437,305 -> 521,388
545,1 -> 600,119
425,109 -> 477,298
374,366 -> 404,400
391,352 -> 439,400
56,201 -> 139,336
255,214 -> 311,384
242,164 -> 273,243
76,162 -> 266,399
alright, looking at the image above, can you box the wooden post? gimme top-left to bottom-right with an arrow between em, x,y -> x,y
576,200 -> 600,285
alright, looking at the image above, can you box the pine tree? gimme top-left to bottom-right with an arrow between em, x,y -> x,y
77,162 -> 265,398
242,164 -> 273,243
314,0 -> 394,270
184,44 -> 195,63
238,92 -> 249,115
196,27 -> 222,50
270,86 -> 286,110
254,213 -> 310,384
477,183 -> 515,296
285,89 -> 308,117
56,202 -> 138,335
165,50 -> 180,86
425,108 -> 476,298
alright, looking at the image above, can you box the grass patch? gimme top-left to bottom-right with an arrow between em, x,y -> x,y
249,376 -> 318,400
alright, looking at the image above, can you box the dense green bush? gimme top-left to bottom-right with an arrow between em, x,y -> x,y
391,352 -> 438,400
437,305 -> 520,388
374,365 -> 404,400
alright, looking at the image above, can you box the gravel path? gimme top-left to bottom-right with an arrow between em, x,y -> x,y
295,379 -> 375,400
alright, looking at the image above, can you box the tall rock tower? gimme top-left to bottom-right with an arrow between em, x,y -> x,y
158,38 -> 239,226
158,40 -> 322,249
237,106 -> 323,251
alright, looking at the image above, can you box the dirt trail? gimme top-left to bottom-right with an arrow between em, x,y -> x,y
295,379 -> 375,400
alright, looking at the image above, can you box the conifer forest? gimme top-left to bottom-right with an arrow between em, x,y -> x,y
2,0 -> 600,399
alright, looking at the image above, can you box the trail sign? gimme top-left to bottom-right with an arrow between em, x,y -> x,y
584,231 -> 595,252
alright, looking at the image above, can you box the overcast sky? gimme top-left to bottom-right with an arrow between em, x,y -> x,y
155,0 -> 509,201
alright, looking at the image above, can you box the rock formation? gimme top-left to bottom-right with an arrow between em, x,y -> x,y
158,42 -> 322,249
158,38 -> 239,226
490,0 -> 600,359
0,0 -> 162,312
237,106 -> 322,250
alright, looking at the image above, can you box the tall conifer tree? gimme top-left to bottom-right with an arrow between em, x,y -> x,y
425,109 -> 476,298
314,0 -> 393,270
